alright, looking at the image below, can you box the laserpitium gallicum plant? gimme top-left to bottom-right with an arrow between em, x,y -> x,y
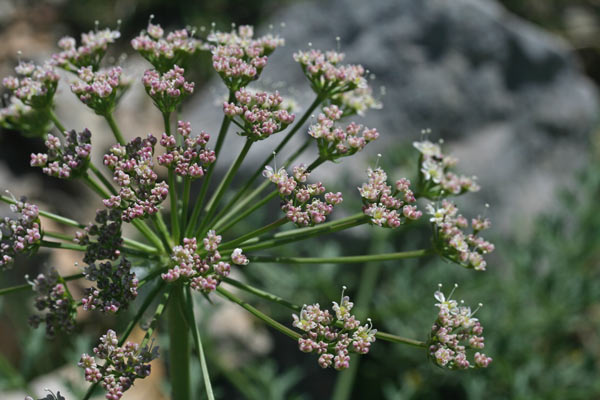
0,20 -> 494,400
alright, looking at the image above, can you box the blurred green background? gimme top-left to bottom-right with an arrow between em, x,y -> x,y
1,0 -> 599,399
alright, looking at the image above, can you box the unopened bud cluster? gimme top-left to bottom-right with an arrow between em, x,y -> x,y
264,164 -> 343,226
208,25 -> 284,91
27,268 -> 77,338
157,120 -> 215,178
292,288 -> 377,370
223,88 -> 295,140
78,329 -> 159,400
71,66 -> 130,116
51,27 -> 120,71
76,209 -> 137,313
359,167 -> 422,228
30,129 -> 92,179
309,105 -> 379,160
161,231 -> 248,294
2,61 -> 59,109
131,21 -> 201,72
427,200 -> 494,271
294,49 -> 366,95
0,197 -> 42,270
428,285 -> 492,369
413,139 -> 480,198
142,65 -> 194,113
103,135 -> 169,222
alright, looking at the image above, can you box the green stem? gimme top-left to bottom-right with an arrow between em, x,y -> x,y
214,189 -> 279,233
212,180 -> 271,233
104,113 -> 126,145
0,195 -> 84,228
40,240 -> 85,252
185,98 -> 234,237
131,219 -> 166,254
248,249 -> 433,264
216,287 -> 300,340
83,173 -> 110,198
222,277 -> 300,311
163,112 -> 181,244
183,287 -> 215,400
220,218 -> 288,251
120,281 -> 166,345
151,214 -> 173,253
0,273 -> 84,296
47,109 -> 66,133
168,283 -> 191,400
181,177 -> 191,232
88,163 -> 117,196
223,213 -> 368,254
196,139 -> 253,238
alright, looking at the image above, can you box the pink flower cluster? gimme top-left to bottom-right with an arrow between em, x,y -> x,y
308,105 -> 379,160
70,66 -> 130,116
131,21 -> 201,72
0,97 -> 50,137
292,288 -> 377,371
0,197 -> 42,270
27,268 -> 77,338
157,120 -> 215,178
78,329 -> 159,400
2,61 -> 59,109
263,164 -> 343,227
208,25 -> 284,90
359,167 -> 422,228
223,88 -> 295,140
427,200 -> 494,271
293,49 -> 367,95
413,139 -> 480,198
30,129 -> 92,179
161,231 -> 248,294
428,285 -> 492,369
51,27 -> 121,71
103,135 -> 169,222
142,65 -> 194,113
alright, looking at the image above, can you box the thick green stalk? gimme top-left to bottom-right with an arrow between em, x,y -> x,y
248,249 -> 433,264
196,139 -> 253,238
151,214 -> 173,253
183,287 -> 215,400
216,287 -> 300,340
0,273 -> 84,296
214,189 -> 278,233
47,109 -> 66,133
40,240 -> 85,252
168,283 -> 191,400
219,218 -> 288,251
104,113 -> 126,145
181,177 -> 191,231
185,112 -> 232,237
131,219 -> 166,254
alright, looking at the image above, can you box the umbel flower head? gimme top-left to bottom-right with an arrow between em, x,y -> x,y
103,135 -> 169,222
70,66 -> 131,116
51,25 -> 121,72
208,24 -> 284,91
223,88 -> 295,140
359,166 -> 422,228
329,85 -> 383,117
142,65 -> 194,114
413,136 -> 480,199
30,129 -> 92,179
428,284 -> 492,369
157,120 -> 215,178
27,268 -> 77,338
427,200 -> 494,271
294,49 -> 367,96
292,287 -> 377,370
264,163 -> 343,227
131,19 -> 202,72
161,231 -> 248,294
78,329 -> 159,400
0,196 -> 42,270
0,97 -> 51,137
308,105 -> 379,161
2,61 -> 59,110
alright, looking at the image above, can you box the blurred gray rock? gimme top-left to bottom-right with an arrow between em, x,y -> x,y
185,0 -> 599,234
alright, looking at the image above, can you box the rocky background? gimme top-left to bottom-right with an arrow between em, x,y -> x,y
1,0 -> 599,399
